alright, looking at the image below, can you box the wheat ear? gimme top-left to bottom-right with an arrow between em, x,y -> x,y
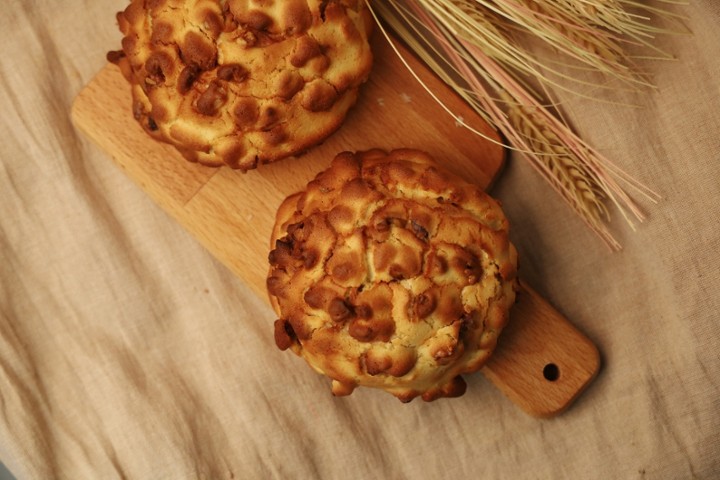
503,91 -> 615,246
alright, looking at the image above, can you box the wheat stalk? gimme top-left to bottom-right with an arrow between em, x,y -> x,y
368,0 -> 677,249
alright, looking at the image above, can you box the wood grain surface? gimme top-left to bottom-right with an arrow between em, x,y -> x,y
71,32 -> 599,416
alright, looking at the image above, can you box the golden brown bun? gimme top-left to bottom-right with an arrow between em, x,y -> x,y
267,149 -> 519,402
108,0 -> 373,170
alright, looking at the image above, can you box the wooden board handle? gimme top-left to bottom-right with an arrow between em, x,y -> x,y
483,280 -> 601,417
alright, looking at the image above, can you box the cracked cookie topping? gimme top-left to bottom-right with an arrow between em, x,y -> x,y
267,149 -> 519,402
108,0 -> 373,170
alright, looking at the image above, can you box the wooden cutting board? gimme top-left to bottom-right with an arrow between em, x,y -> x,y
71,32 -> 599,417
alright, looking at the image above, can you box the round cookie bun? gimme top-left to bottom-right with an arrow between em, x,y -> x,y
267,149 -> 519,402
108,0 -> 373,170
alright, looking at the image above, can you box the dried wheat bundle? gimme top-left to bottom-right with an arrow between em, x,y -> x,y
368,0 -> 685,249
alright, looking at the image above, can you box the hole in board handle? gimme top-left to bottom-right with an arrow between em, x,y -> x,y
543,363 -> 560,382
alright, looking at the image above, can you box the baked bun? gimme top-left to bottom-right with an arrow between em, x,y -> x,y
267,149 -> 518,402
108,0 -> 373,170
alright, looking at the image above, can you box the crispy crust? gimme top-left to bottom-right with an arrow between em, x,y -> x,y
109,0 -> 373,170
267,149 -> 519,402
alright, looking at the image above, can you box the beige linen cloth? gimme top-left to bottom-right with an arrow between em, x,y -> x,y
1,1 -> 719,479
